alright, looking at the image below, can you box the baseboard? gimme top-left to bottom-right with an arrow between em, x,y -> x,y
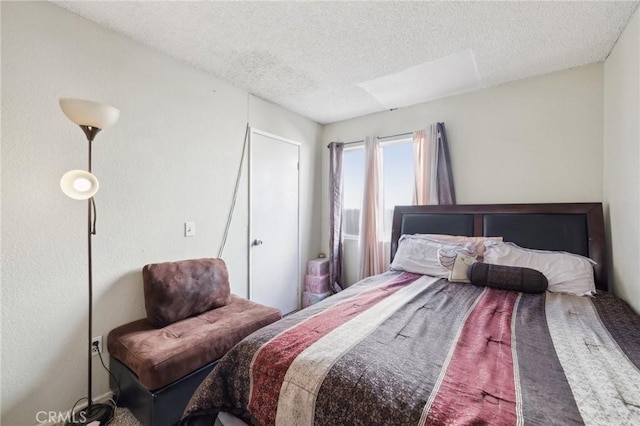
36,391 -> 115,426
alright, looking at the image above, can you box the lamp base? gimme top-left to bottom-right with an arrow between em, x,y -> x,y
66,402 -> 115,426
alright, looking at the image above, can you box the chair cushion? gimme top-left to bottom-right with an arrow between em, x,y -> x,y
107,295 -> 281,390
143,258 -> 231,328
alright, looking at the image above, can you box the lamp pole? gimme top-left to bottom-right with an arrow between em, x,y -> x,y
86,129 -> 95,411
60,98 -> 118,426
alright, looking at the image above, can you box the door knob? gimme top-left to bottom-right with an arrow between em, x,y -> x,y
252,239 -> 263,246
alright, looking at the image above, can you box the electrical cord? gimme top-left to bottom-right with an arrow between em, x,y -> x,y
70,397 -> 89,417
66,341 -> 119,425
95,341 -> 121,407
218,123 -> 250,258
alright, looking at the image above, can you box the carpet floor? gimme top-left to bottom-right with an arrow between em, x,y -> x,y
53,407 -> 141,426
108,407 -> 141,426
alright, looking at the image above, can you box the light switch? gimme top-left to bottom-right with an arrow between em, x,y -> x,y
185,221 -> 195,237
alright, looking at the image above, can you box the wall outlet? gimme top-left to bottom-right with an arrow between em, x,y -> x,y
91,336 -> 103,356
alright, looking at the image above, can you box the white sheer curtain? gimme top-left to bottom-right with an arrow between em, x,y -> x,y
413,125 -> 439,205
358,136 -> 385,279
413,123 -> 456,205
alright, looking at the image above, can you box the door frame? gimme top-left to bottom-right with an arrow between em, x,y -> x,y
248,127 -> 302,309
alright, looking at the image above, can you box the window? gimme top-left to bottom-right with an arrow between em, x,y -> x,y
381,140 -> 414,239
342,138 -> 414,240
343,148 -> 365,238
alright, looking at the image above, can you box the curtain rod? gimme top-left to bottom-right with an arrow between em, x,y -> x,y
327,131 -> 413,148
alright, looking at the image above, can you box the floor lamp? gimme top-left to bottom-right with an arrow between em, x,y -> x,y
59,98 -> 120,425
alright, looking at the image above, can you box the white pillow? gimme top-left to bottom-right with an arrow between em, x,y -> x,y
483,241 -> 596,296
418,234 -> 503,258
390,235 -> 475,277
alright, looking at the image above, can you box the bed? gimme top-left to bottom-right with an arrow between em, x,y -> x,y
181,203 -> 640,426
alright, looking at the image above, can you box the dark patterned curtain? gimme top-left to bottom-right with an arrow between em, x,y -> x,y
436,122 -> 456,205
328,142 -> 344,292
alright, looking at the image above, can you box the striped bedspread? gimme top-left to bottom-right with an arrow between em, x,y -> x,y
182,272 -> 640,426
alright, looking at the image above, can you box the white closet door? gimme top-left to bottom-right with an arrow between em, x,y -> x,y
249,129 -> 300,314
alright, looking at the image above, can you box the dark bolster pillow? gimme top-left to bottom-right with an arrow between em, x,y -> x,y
469,263 -> 548,294
143,258 -> 231,328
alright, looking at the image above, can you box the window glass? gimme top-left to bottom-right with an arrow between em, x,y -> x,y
341,139 -> 414,240
382,140 -> 414,240
342,147 -> 365,238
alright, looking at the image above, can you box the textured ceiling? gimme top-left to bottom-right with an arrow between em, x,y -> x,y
53,1 -> 639,124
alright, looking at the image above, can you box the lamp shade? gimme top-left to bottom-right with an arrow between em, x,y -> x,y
59,98 -> 120,129
60,170 -> 99,200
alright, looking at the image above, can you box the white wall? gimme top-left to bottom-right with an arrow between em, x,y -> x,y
604,7 -> 640,314
322,64 -> 604,285
0,2 -> 322,425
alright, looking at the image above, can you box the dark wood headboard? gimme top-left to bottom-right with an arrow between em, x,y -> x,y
390,203 -> 607,292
